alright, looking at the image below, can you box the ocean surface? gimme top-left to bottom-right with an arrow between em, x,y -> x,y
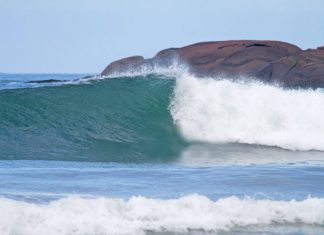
0,72 -> 323,235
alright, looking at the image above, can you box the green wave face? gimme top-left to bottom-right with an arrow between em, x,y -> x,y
0,75 -> 185,162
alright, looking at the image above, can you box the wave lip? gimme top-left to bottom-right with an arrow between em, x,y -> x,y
170,75 -> 324,151
0,195 -> 323,235
100,61 -> 188,79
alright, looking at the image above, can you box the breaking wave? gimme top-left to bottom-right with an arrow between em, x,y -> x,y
1,72 -> 324,162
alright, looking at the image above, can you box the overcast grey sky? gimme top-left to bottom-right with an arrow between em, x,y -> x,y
1,0 -> 323,73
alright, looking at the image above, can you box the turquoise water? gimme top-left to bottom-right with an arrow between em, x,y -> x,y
0,73 -> 323,235
0,74 -> 183,162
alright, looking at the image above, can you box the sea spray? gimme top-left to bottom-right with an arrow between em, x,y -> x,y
170,75 -> 324,151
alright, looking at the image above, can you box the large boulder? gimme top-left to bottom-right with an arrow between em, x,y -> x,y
101,40 -> 324,89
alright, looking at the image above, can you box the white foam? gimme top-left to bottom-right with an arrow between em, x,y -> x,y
170,75 -> 324,151
0,195 -> 323,235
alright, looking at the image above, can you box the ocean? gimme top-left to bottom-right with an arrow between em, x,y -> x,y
0,72 -> 323,235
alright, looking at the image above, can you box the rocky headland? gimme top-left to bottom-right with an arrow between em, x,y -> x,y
101,40 -> 324,89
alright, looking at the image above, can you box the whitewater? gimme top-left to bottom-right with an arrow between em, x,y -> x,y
0,72 -> 323,235
1,195 -> 324,235
171,74 -> 324,151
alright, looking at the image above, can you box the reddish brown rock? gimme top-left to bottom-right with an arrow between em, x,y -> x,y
101,40 -> 324,89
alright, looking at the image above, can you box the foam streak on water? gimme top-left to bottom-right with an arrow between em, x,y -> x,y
171,75 -> 324,151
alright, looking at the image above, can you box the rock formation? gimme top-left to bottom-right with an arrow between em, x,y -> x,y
101,40 -> 324,89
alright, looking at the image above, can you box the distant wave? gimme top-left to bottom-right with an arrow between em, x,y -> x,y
0,195 -> 323,235
170,74 -> 324,151
0,73 -> 94,90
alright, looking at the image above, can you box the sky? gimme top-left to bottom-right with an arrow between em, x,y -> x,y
0,0 -> 324,73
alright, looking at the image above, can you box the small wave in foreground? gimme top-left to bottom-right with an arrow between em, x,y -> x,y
0,195 -> 323,235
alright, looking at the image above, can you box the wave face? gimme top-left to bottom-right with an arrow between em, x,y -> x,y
0,74 -> 184,162
171,75 -> 324,151
0,195 -> 323,235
